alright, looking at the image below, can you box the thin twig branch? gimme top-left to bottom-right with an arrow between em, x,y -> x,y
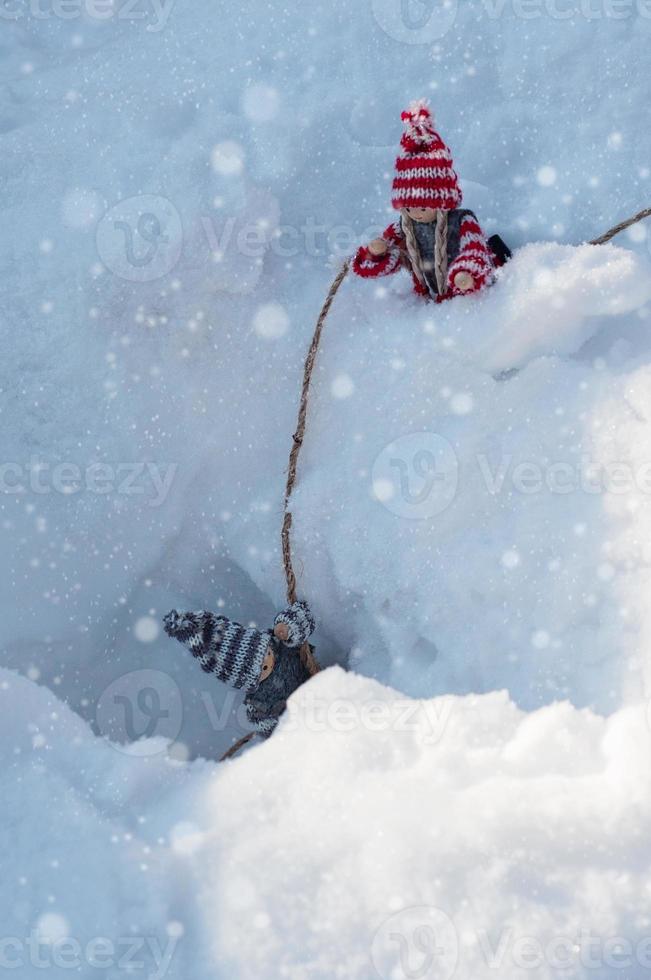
589,207 -> 651,246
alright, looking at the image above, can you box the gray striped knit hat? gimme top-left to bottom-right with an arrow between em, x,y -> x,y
163,610 -> 271,693
273,600 -> 316,648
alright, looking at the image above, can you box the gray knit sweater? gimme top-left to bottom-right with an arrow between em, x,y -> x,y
410,208 -> 475,296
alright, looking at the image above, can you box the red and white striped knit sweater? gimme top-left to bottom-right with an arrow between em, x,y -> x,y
353,210 -> 494,301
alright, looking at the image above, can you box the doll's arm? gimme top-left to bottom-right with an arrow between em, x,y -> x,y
352,220 -> 404,279
447,212 -> 494,296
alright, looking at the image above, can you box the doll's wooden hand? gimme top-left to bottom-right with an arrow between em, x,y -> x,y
259,645 -> 276,682
454,271 -> 475,292
368,238 -> 388,257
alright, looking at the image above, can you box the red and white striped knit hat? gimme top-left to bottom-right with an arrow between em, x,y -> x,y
391,100 -> 462,212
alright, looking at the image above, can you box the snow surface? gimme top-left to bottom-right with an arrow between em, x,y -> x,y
2,0 -> 651,977
5,666 -> 651,979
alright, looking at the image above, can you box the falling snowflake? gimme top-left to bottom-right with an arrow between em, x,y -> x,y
450,392 -> 474,415
536,166 -> 557,188
242,84 -> 280,122
134,616 -> 159,643
253,302 -> 289,339
211,141 -> 245,177
501,549 -> 521,570
627,223 -> 647,243
331,373 -> 355,399
372,478 -> 395,503
35,912 -> 70,943
531,630 -> 551,650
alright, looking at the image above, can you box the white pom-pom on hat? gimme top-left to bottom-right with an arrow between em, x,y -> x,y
402,98 -> 434,125
400,98 -> 437,146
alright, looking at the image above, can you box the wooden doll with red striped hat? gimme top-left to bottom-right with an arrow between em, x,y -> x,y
353,99 -> 500,301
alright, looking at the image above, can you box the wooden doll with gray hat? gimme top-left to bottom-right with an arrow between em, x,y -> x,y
163,599 -> 316,741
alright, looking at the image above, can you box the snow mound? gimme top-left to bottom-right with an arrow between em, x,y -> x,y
446,242 -> 651,373
6,667 -> 651,979
194,667 -> 651,980
285,243 -> 651,713
0,668 -> 213,979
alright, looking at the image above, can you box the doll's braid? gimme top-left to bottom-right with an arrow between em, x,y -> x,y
401,209 -> 448,296
400,210 -> 427,289
434,209 -> 449,295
